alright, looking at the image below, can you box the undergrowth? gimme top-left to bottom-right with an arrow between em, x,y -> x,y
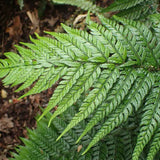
0,0 -> 160,160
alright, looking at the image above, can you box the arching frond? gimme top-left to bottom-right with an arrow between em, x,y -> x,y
147,127 -> 160,160
132,83 -> 160,160
57,68 -> 120,140
76,69 -> 137,143
102,0 -> 158,20
103,0 -> 145,12
52,0 -> 100,13
82,72 -> 155,155
116,0 -> 158,20
1,14 -> 160,160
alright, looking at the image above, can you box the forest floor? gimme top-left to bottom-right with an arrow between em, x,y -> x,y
0,0 -> 112,159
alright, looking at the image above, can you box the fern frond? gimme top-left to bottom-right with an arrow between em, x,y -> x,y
120,130 -> 134,160
86,20 -> 127,63
57,68 -> 120,140
116,0 -> 158,20
149,14 -> 160,42
12,107 -> 136,160
83,72 -> 155,155
12,103 -> 144,160
39,64 -> 84,121
116,2 -> 149,20
47,63 -> 101,125
102,0 -> 158,20
132,83 -> 160,160
98,15 -> 145,65
76,69 -> 137,143
113,15 -> 160,68
61,23 -> 112,62
1,14 -> 160,159
102,0 -> 145,12
46,31 -> 107,62
40,33 -> 88,61
52,0 -> 100,13
147,127 -> 160,160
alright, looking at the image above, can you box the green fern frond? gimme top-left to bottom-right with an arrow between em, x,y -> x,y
11,107 -> 138,160
61,23 -> 113,62
149,14 -> 160,42
46,28 -> 108,62
102,0 -> 158,20
47,63 -> 101,125
1,14 -> 160,159
52,0 -> 100,13
116,2 -> 150,20
132,82 -> 160,160
116,0 -> 158,20
147,127 -> 160,160
103,0 -> 145,12
38,63 -> 83,117
120,130 -> 134,160
83,72 -> 155,155
34,33 -> 76,60
113,15 -> 160,68
98,15 -> 144,65
86,20 -> 127,63
76,69 -> 137,143
57,68 -> 120,140
48,0 -> 158,21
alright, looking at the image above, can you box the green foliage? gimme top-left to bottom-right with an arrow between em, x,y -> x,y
17,0 -> 159,20
17,0 -> 24,10
102,0 -> 158,20
52,0 -> 100,13
1,14 -> 160,160
10,106 -> 138,160
52,0 -> 159,20
149,14 -> 160,41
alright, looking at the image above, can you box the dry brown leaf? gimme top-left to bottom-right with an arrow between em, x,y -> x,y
6,16 -> 22,40
42,17 -> 58,27
0,155 -> 9,160
0,114 -> 14,133
27,9 -> 40,33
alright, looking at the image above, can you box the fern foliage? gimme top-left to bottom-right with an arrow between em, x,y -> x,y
11,107 -> 141,160
52,0 -> 100,13
52,0 -> 159,20
1,14 -> 160,159
149,14 -> 160,42
102,0 -> 159,20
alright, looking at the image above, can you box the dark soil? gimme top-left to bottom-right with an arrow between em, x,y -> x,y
0,82 -> 56,159
0,1 -> 76,159
0,0 -> 113,159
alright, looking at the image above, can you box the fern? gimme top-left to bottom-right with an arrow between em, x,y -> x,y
1,14 -> 160,159
132,82 -> 160,160
102,0 -> 159,20
11,106 -> 140,160
16,0 -> 159,22
52,0 -> 100,13
116,0 -> 158,20
51,0 -> 159,20
149,14 -> 160,41
104,0 -> 145,11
